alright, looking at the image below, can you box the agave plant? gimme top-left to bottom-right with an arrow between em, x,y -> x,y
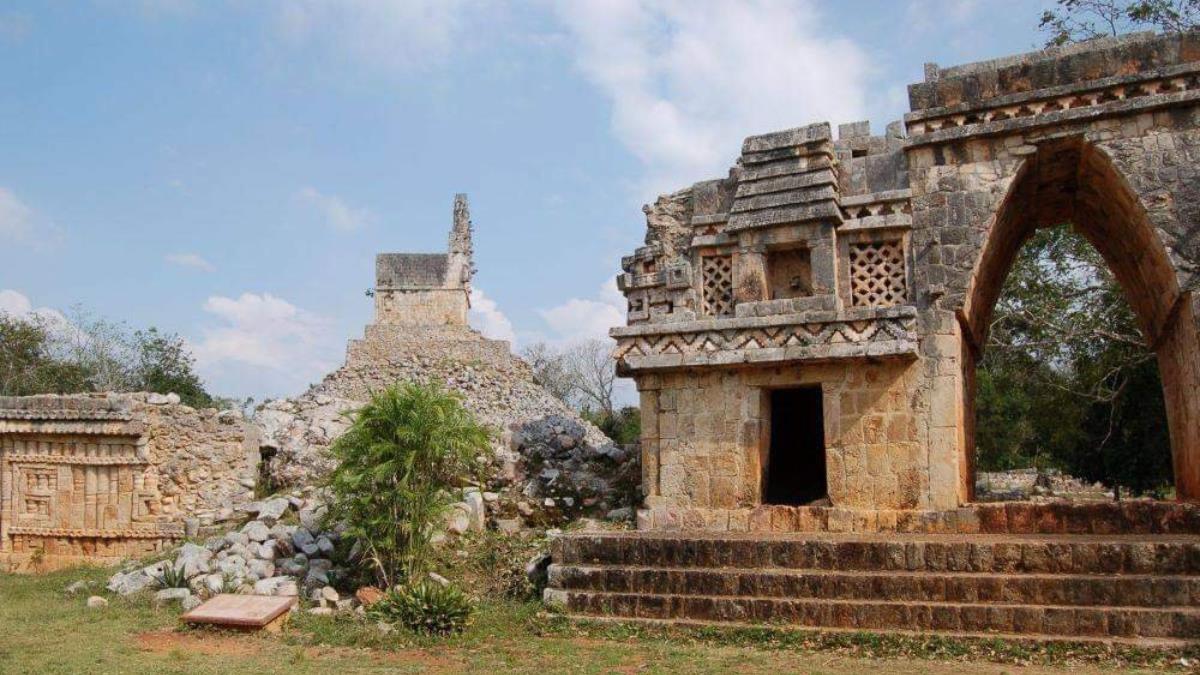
151,562 -> 189,589
370,581 -> 473,636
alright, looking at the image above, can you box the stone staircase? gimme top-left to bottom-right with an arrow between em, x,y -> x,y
544,532 -> 1200,645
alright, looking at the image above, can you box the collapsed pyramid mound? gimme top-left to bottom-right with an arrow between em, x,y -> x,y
256,196 -> 637,521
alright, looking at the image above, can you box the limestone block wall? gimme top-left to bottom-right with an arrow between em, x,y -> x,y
0,393 -> 259,567
639,359 -> 924,517
374,288 -> 469,326
137,398 -> 260,524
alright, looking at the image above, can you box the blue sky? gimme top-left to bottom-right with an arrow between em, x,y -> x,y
0,0 -> 1053,400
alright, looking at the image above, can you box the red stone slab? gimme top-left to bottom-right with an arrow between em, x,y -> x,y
181,594 -> 295,629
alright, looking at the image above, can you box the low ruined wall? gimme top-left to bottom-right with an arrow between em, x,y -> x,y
0,393 -> 259,568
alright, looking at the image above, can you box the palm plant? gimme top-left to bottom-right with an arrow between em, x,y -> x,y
326,382 -> 489,589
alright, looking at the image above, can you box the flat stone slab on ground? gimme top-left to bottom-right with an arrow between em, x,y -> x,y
181,594 -> 296,632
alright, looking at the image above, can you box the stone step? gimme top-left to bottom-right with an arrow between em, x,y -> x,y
559,613 -> 1198,649
555,533 -> 1200,576
549,589 -> 1200,639
549,564 -> 1200,607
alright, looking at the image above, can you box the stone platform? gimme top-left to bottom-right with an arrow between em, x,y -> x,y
544,530 -> 1200,645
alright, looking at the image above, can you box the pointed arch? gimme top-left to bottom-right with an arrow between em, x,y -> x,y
959,137 -> 1200,501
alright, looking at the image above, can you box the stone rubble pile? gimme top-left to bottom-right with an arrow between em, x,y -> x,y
507,415 -> 638,523
254,346 -> 641,528
106,493 -> 354,613
975,468 -> 1114,502
102,482 -> 515,612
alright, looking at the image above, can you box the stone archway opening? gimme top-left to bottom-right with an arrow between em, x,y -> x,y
960,137 -> 1200,503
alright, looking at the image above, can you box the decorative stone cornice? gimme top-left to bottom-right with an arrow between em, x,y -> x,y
613,307 -> 918,372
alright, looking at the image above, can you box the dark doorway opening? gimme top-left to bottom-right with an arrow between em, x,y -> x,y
764,387 -> 827,505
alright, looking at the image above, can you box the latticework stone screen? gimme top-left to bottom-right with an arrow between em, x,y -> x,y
849,240 -> 907,308
700,254 -> 734,317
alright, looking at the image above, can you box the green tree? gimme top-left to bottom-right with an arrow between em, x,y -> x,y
976,226 -> 1171,494
1040,0 -> 1200,46
0,314 -> 91,395
130,328 -> 213,408
326,383 -> 490,589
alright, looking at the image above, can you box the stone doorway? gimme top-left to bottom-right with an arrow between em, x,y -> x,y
763,387 -> 827,506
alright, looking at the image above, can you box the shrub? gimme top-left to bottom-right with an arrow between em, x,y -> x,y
371,582 -> 473,636
152,563 -> 189,589
326,382 -> 490,588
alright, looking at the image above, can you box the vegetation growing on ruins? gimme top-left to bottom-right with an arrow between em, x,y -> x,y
326,382 -> 489,589
977,226 -> 1172,494
522,338 -> 642,445
0,308 -> 217,408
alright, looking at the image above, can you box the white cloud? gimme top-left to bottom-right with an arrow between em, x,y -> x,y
165,252 -> 215,272
553,0 -> 870,196
192,292 -> 337,396
0,187 -> 60,247
537,278 -> 626,346
0,289 -> 32,316
468,287 -> 516,344
296,186 -> 375,232
273,0 -> 470,73
0,289 -> 73,334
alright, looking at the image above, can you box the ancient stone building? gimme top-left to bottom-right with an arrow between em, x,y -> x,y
373,193 -> 475,327
258,196 -> 637,519
546,31 -> 1200,643
606,31 -> 1200,533
0,394 -> 259,570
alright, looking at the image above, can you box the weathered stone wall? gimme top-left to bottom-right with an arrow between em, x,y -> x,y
640,360 -> 922,515
373,288 -> 468,326
0,393 -> 259,568
613,30 -> 1200,531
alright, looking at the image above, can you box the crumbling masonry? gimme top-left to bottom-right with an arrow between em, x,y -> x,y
545,31 -> 1200,643
0,394 -> 260,570
611,31 -> 1200,533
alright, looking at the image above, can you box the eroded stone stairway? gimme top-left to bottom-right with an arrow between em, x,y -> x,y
544,532 -> 1200,645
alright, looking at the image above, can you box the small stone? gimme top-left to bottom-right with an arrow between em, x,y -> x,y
320,586 -> 339,605
154,587 -> 192,607
65,580 -> 91,595
243,520 -> 271,542
428,572 -> 449,587
253,576 -> 299,597
495,518 -> 522,534
86,596 -> 108,609
316,536 -> 335,556
256,498 -> 290,524
445,504 -> 471,535
355,586 -> 384,607
181,595 -> 203,611
224,531 -> 250,548
203,573 -> 226,594
307,607 -> 333,616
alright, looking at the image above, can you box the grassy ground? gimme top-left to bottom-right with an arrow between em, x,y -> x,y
0,566 -> 1195,675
